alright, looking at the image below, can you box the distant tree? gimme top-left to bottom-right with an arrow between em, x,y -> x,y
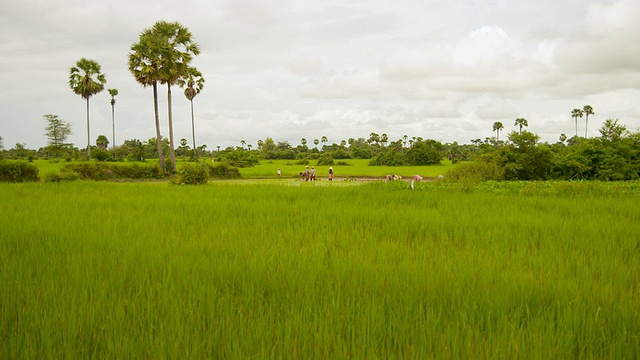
313,138 -> 319,148
69,58 -> 106,160
571,109 -> 583,137
44,114 -> 72,159
492,121 -> 504,141
402,134 -> 408,147
257,140 -> 264,150
247,144 -> 252,151
381,133 -> 388,146
583,105 -> 594,137
340,139 -> 347,147
96,135 -> 109,150
599,118 -> 627,142
559,133 -> 567,143
180,67 -> 205,159
301,138 -> 307,147
240,140 -> 246,149
321,135 -> 328,148
0,136 -> 3,151
514,118 -> 528,134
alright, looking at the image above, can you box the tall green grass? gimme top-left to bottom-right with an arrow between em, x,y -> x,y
1,181 -> 639,358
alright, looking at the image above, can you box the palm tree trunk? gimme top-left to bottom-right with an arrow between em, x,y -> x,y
167,84 -> 177,172
574,117 -> 577,137
111,103 -> 116,160
153,82 -> 166,171
86,97 -> 91,160
585,115 -> 589,138
190,99 -> 197,160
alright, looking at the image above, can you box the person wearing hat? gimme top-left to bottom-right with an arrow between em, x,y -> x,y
328,166 -> 334,181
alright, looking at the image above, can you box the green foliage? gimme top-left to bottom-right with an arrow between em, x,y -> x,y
43,171 -> 63,183
170,163 -> 209,185
207,162 -> 242,179
316,152 -> 334,166
0,161 -> 40,182
445,160 -> 504,183
219,149 -> 259,168
370,139 -> 443,166
60,162 -> 165,181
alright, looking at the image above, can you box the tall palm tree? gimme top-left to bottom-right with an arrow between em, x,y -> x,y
583,105 -> 594,138
179,67 -> 205,160
301,138 -> 307,147
571,108 -> 584,137
313,138 -> 319,148
321,135 -> 328,148
108,88 -> 118,159
129,31 -> 167,171
241,140 -> 246,149
514,117 -> 528,134
492,121 -> 504,141
69,58 -> 106,160
153,21 -> 201,171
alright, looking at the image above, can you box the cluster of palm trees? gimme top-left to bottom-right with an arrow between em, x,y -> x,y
128,21 -> 204,171
68,21 -> 204,169
491,118 -> 529,141
571,105 -> 595,138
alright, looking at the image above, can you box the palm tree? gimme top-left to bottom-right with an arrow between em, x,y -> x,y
69,58 -> 106,160
247,144 -> 252,151
313,138 -> 319,148
129,30 -> 167,171
257,140 -> 264,150
179,67 -> 205,160
403,135 -> 408,148
301,138 -> 307,147
492,121 -> 504,141
153,21 -> 201,171
241,140 -> 246,149
514,118 -> 528,134
108,88 -> 118,159
583,105 -> 594,138
321,135 -> 328,148
571,109 -> 584,137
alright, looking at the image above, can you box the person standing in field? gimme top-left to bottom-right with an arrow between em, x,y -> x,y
277,168 -> 281,178
310,166 -> 316,181
304,165 -> 309,181
328,166 -> 333,181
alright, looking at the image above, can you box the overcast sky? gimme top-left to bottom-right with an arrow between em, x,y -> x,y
1,0 -> 639,150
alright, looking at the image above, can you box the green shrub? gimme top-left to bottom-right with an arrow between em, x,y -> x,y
295,159 -> 309,165
0,161 -> 40,182
171,163 -> 209,185
207,163 -> 242,180
445,161 -> 504,183
60,162 -> 165,181
43,172 -> 63,183
317,153 -> 334,166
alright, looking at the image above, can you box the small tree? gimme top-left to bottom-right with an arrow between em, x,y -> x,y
96,135 -> 109,150
514,118 -> 528,134
44,114 -> 72,159
492,121 -> 504,141
571,109 -> 583,137
108,88 -> 118,159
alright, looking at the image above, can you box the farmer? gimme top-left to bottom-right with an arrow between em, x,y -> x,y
328,166 -> 334,181
304,166 -> 310,181
413,174 -> 423,182
277,168 -> 281,178
310,166 -> 316,181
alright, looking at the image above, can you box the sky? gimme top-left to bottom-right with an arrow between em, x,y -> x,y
1,0 -> 639,151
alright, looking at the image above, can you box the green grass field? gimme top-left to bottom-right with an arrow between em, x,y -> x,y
29,158 -> 457,180
1,180 -> 639,358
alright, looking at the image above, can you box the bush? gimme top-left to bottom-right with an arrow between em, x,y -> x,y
43,172 -> 63,183
171,163 -> 209,185
60,162 -> 165,181
317,153 -> 334,166
207,163 -> 242,180
445,161 -> 504,183
295,159 -> 309,165
0,161 -> 40,182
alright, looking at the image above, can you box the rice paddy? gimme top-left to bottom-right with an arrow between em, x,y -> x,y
1,180 -> 639,358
